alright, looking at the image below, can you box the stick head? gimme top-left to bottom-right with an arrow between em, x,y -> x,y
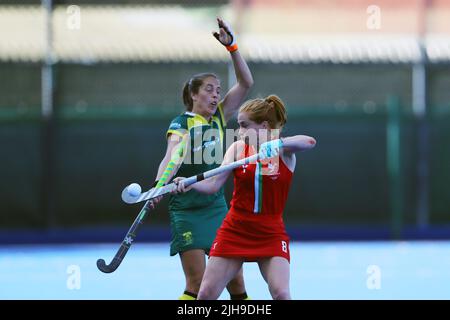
97,256 -> 123,273
97,259 -> 113,273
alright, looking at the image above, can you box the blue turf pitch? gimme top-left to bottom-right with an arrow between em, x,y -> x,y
1,241 -> 449,299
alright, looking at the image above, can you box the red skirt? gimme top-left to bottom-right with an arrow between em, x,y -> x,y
209,210 -> 290,263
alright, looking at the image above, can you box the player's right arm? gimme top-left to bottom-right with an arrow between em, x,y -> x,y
155,114 -> 190,185
155,133 -> 184,183
144,133 -> 185,209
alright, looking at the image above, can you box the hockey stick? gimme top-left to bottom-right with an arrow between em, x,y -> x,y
96,200 -> 153,273
96,151 -> 260,273
121,152 -> 260,205
96,136 -> 187,273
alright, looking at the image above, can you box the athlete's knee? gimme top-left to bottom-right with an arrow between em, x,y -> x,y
269,286 -> 290,300
197,283 -> 219,300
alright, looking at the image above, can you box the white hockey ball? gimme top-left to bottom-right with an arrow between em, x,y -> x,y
127,183 -> 141,197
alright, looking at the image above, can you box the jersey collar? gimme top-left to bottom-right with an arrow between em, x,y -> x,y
185,111 -> 213,125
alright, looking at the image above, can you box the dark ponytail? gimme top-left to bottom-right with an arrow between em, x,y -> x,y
182,80 -> 193,111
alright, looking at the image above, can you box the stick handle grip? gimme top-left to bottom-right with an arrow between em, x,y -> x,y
156,137 -> 187,188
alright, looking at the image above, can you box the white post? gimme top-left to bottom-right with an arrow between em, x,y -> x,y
412,42 -> 427,118
41,0 -> 55,228
413,0 -> 429,229
42,0 -> 53,119
413,40 -> 429,229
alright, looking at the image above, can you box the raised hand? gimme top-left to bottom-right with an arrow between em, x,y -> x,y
212,17 -> 235,47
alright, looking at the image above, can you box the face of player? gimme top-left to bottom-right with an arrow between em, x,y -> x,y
237,111 -> 271,147
191,77 -> 221,121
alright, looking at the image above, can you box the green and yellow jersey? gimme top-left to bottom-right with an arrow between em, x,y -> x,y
166,103 -> 227,212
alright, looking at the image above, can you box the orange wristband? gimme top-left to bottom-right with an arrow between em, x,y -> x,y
226,43 -> 238,52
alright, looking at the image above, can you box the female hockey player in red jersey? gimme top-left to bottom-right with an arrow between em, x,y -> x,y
174,94 -> 316,300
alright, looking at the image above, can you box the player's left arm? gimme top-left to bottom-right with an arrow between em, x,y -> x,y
213,17 -> 254,123
268,135 -> 316,172
281,135 -> 317,154
259,135 -> 316,160
260,135 -> 316,172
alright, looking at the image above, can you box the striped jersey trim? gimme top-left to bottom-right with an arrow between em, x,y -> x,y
253,161 -> 263,214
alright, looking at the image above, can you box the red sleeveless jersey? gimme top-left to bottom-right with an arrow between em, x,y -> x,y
230,144 -> 293,220
209,144 -> 294,262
